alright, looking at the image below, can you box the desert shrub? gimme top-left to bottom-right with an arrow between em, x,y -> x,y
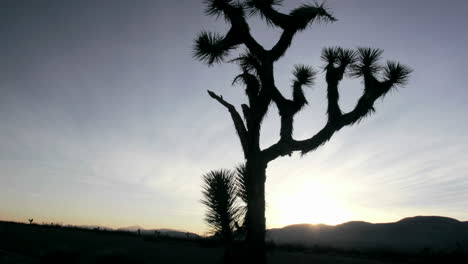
201,169 -> 240,244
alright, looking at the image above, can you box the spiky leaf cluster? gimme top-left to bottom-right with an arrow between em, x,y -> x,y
338,48 -> 357,66
383,61 -> 412,87
201,169 -> 240,238
292,64 -> 316,87
290,3 -> 337,30
193,31 -> 235,65
321,47 -> 341,64
321,47 -> 356,68
245,0 -> 283,20
230,50 -> 261,73
204,0 -> 246,22
245,0 -> 283,10
321,47 -> 356,85
232,71 -> 260,88
350,47 -> 384,77
204,0 -> 232,17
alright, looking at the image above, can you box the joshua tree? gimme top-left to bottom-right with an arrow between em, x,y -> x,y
201,169 -> 240,244
28,218 -> 33,224
193,0 -> 411,262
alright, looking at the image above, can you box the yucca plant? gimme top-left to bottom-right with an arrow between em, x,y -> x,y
194,1 -> 411,262
201,169 -> 240,243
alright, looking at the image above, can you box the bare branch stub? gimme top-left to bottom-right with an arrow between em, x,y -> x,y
207,90 -> 249,156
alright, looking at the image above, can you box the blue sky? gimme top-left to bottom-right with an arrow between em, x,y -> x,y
1,0 -> 467,234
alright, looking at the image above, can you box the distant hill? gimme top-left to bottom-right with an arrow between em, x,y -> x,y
117,225 -> 144,232
267,216 -> 468,253
117,226 -> 200,239
77,224 -> 113,230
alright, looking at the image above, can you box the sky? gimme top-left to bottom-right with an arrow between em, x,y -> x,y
1,0 -> 467,234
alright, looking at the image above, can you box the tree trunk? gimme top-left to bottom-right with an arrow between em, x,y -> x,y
245,156 -> 267,264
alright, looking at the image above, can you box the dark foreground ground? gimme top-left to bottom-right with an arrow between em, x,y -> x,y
1,221 -> 466,264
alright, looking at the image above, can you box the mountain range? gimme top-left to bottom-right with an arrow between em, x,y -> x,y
84,216 -> 468,253
267,216 -> 468,253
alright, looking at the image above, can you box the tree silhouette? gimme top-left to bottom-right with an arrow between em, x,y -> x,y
193,1 -> 411,262
201,169 -> 240,244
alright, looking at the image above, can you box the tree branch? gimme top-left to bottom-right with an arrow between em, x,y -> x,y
261,122 -> 336,162
270,29 -> 297,61
266,65 -> 315,155
263,52 -> 410,161
199,3 -> 411,165
289,3 -> 337,31
233,71 -> 260,108
198,0 -> 266,62
258,6 -> 291,29
262,88 -> 378,162
321,47 -> 356,121
207,90 -> 249,156
269,4 -> 336,61
245,0 -> 291,29
222,3 -> 267,58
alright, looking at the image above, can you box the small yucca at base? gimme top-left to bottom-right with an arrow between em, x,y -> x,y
201,169 -> 240,243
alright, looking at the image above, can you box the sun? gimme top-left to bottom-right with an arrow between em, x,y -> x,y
268,181 -> 353,227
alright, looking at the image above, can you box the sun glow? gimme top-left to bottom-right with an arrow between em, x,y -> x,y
269,181 -> 353,227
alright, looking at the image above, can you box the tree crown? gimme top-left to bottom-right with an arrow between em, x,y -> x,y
194,0 -> 412,161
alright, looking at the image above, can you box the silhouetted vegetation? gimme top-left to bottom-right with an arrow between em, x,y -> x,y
193,1 -> 411,262
201,169 -> 240,244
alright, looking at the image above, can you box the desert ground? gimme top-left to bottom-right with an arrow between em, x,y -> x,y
0,221 -> 464,264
